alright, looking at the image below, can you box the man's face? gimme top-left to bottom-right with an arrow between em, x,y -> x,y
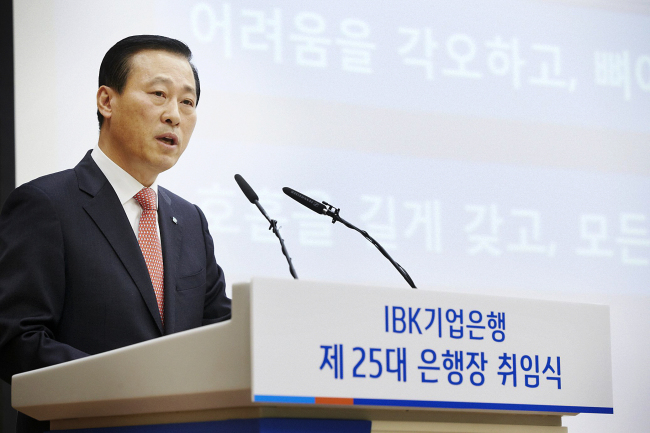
100,50 -> 198,186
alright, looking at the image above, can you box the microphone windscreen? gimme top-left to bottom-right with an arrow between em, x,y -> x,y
283,187 -> 326,215
234,174 -> 259,203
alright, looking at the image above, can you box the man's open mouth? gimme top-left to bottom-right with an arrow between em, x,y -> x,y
156,134 -> 178,146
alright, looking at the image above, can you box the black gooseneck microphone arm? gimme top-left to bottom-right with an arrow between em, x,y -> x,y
283,187 -> 416,289
254,202 -> 299,280
235,175 -> 298,279
324,202 -> 417,289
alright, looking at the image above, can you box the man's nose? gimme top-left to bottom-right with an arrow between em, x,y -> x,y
162,101 -> 181,126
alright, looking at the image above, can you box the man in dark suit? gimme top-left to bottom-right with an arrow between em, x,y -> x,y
0,35 -> 231,432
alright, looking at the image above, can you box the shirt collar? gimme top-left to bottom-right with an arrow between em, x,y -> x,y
91,145 -> 159,208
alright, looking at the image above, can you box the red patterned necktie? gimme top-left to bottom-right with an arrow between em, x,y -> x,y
134,187 -> 164,325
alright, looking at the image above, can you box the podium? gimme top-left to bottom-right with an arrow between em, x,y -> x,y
12,278 -> 613,432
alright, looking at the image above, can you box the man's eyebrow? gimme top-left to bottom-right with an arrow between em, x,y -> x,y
147,76 -> 196,96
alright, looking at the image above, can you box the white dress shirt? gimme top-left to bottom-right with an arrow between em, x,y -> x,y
91,145 -> 160,239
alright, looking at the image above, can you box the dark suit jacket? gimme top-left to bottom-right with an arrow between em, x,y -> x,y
0,151 -> 231,431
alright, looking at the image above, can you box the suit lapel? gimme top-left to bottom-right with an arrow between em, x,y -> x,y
75,151 -> 164,334
158,187 -> 182,335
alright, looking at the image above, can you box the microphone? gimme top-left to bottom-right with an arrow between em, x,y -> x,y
235,174 -> 258,203
282,186 -> 417,289
282,187 -> 326,215
234,175 -> 298,279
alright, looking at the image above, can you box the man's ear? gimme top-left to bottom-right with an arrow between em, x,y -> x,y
97,85 -> 115,121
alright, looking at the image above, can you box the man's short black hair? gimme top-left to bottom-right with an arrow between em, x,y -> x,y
97,35 -> 200,129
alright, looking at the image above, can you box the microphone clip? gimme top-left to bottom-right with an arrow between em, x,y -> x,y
322,201 -> 340,224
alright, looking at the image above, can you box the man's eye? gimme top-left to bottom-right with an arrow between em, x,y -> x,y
153,91 -> 164,97
182,99 -> 195,107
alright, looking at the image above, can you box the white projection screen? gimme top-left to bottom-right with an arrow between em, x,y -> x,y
13,1 -> 650,432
